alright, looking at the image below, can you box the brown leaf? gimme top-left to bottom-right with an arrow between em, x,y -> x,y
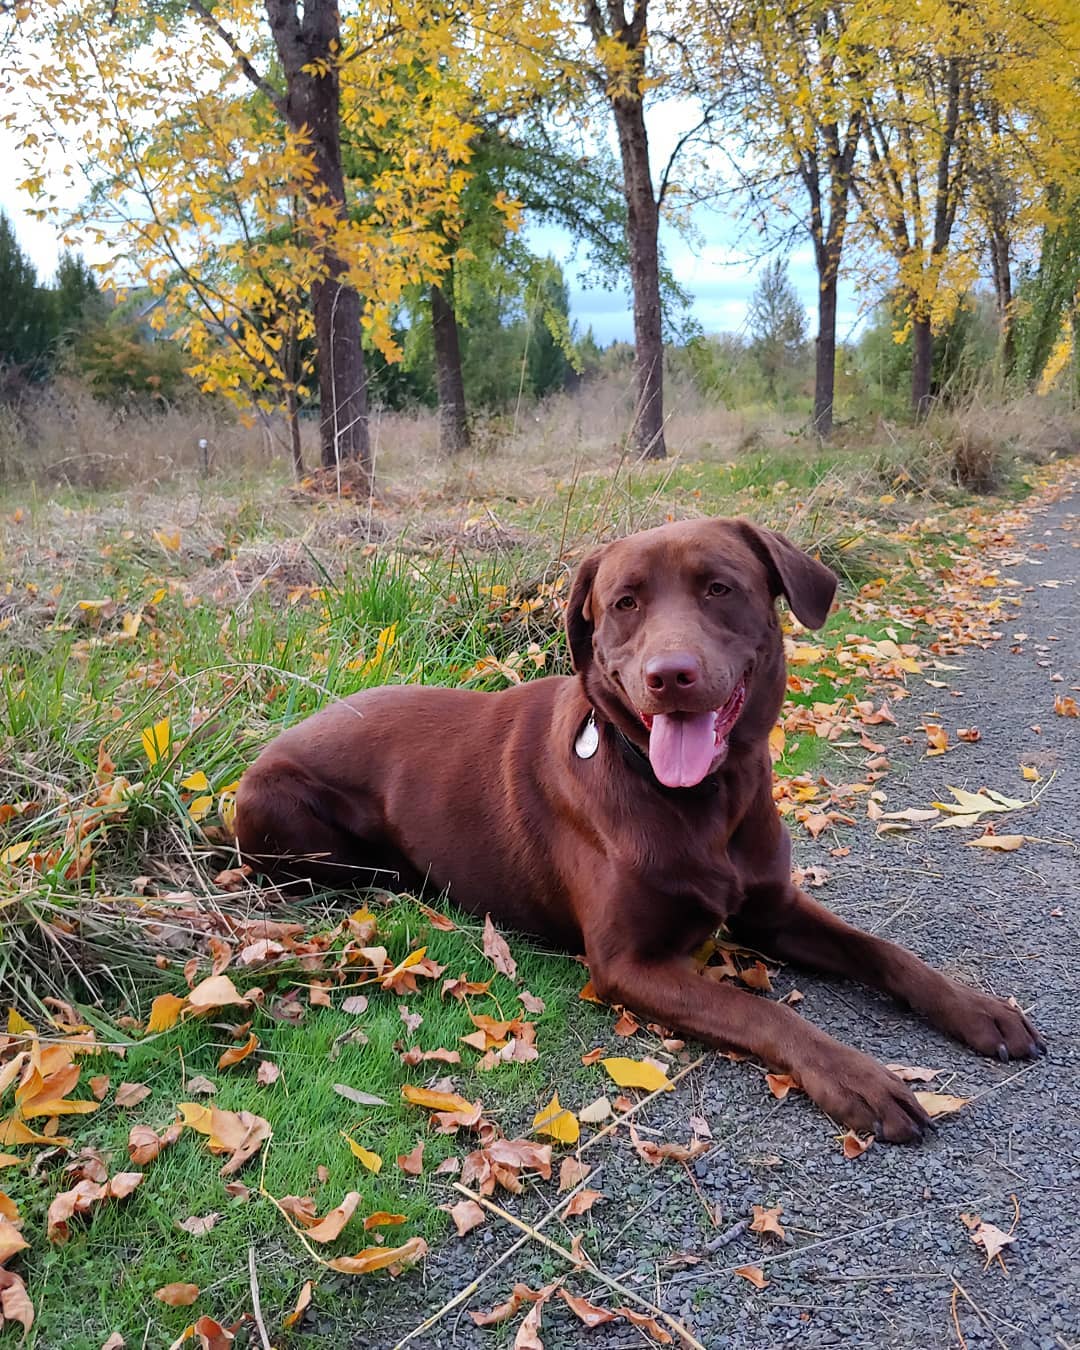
734,1265 -> 769,1289
186,1075 -> 216,1096
738,961 -> 773,992
397,1141 -> 424,1175
628,1123 -> 707,1167
957,727 -> 981,743
469,1283 -> 545,1327
341,995 -> 369,1015
217,1032 -> 258,1070
841,1130 -> 874,1159
363,1211 -> 406,1230
154,1283 -> 200,1307
447,1198 -> 486,1237
518,990 -> 545,1014
283,1280 -> 312,1330
100,1336 -> 124,1350
482,914 -> 517,980
192,1314 -> 237,1349
256,1061 -> 280,1087
0,1217 -> 28,1264
0,1270 -> 33,1334
89,1075 -> 110,1101
558,1287 -> 616,1327
1053,693 -> 1079,717
114,1082 -> 151,1109
306,1191 -> 361,1244
47,1179 -> 104,1243
129,1121 -> 182,1168
564,1189 -> 602,1217
750,1204 -> 785,1239
441,974 -> 493,1001
618,1306 -> 673,1343
326,1234 -> 428,1275
514,1297 -> 545,1350
178,1212 -> 220,1237
106,1172 -> 144,1201
913,1091 -> 970,1118
886,1064 -> 940,1083
579,1047 -> 604,1067
612,1009 -> 639,1037
558,1158 -> 589,1192
178,1103 -> 271,1176
961,1211 -> 1018,1268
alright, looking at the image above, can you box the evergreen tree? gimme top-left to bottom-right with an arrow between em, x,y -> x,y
747,258 -> 808,400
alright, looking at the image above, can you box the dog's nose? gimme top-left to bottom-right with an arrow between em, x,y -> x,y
644,651 -> 701,694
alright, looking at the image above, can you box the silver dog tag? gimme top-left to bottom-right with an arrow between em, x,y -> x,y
575,714 -> 599,759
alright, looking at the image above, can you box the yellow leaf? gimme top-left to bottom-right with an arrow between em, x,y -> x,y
180,771 -> 210,792
341,1133 -> 383,1172
6,1009 -> 34,1036
0,843 -> 34,868
0,1117 -> 71,1147
601,1058 -> 673,1093
178,1102 -> 213,1135
153,529 -> 181,553
187,794 -> 214,823
1020,765 -> 1040,782
146,993 -> 186,1033
141,718 -> 170,766
284,1279 -> 313,1329
326,1235 -> 427,1276
149,586 -> 167,605
400,1085 -> 474,1113
913,1092 -> 971,1118
533,1091 -> 579,1144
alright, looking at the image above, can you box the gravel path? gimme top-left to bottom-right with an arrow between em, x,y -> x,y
364,484 -> 1079,1350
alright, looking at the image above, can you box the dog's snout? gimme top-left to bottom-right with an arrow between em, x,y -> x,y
644,651 -> 701,695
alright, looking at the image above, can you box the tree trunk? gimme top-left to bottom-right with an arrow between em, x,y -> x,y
285,384 -> 303,479
989,227 -> 1015,387
813,260 -> 839,437
912,314 -> 933,420
265,0 -> 371,481
431,270 -> 470,454
611,94 -> 665,461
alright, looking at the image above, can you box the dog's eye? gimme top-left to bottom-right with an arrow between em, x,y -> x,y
614,595 -> 637,612
707,581 -> 732,597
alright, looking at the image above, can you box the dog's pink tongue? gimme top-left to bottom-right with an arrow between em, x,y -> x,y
647,711 -> 718,788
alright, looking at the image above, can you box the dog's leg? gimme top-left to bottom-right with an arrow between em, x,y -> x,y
734,884 -> 1045,1061
235,759 -> 413,892
587,949 -> 932,1142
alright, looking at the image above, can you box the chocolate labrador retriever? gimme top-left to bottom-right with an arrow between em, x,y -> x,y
235,517 -> 1044,1141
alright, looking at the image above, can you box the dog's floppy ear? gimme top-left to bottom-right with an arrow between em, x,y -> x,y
735,521 -> 837,629
565,547 -> 605,673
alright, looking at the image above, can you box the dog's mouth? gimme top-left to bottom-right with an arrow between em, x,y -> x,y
638,679 -> 746,788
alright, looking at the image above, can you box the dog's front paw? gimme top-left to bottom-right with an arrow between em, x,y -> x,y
933,987 -> 1046,1062
799,1050 -> 933,1144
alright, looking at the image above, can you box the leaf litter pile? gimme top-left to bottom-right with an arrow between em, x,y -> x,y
0,467 -> 1075,1343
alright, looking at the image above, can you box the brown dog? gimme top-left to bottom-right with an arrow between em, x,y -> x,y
235,517 -> 1044,1141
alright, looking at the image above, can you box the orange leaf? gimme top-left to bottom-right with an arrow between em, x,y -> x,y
114,1082 -> 151,1109
147,993 -> 186,1033
447,1198 -> 486,1237
305,1191 -> 361,1244
0,1269 -> 33,1333
326,1235 -> 428,1276
154,1283 -> 200,1307
750,1204 -> 785,1239
401,1085 -> 476,1114
841,1130 -> 874,1159
397,1141 -> 424,1175
283,1280 -> 312,1330
558,1287 -> 616,1327
217,1032 -> 258,1070
734,1265 -> 769,1289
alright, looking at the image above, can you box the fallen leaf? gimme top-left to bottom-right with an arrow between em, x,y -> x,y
147,993 -> 186,1033
178,1103 -> 270,1176
600,1058 -> 673,1093
564,1189 -> 602,1217
519,990 -> 545,1014
0,1270 -> 33,1334
1054,694 -> 1079,717
1021,764 -> 1040,782
0,1216 -> 28,1263
514,1297 -> 545,1349
886,1064 -> 940,1083
913,1092 -> 970,1118
128,1122 -> 182,1165
924,724 -> 950,756
482,914 -> 517,980
468,1284 -> 545,1327
400,1085 -> 476,1114
186,1075 -> 216,1096
618,1307 -> 673,1343
734,1265 -> 769,1289
364,1211 -> 406,1230
750,1204 -> 785,1239
255,1061 -> 280,1087
192,1314 -> 237,1348
397,1141 -> 424,1175
612,1009 -> 639,1037
341,1134 -> 383,1173
154,1283 -> 199,1307
558,1287 -> 616,1327
533,1092 -> 579,1145
966,834 -> 1025,851
558,1158 -> 589,1191
341,996 -> 369,1015
178,1212 -> 220,1237
577,1096 -> 611,1124
447,1198 -> 486,1237
326,1234 -> 428,1276
283,1281 -> 312,1330
114,1082 -> 152,1109
217,1032 -> 258,1070
957,727 -> 981,743
841,1130 -> 873,1159
100,1335 -> 124,1349
961,1210 -> 1018,1269
332,1085 -> 387,1107
628,1123 -> 707,1167
141,718 -> 171,766
306,1191 -> 361,1243
766,1069 -> 801,1101
186,975 -> 248,1014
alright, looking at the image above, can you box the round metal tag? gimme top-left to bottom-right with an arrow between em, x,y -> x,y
574,715 -> 599,760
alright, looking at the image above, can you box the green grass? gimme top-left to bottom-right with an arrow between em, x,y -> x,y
0,443 -> 1053,1345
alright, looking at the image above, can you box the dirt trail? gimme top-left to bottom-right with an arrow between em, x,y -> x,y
371,483 -> 1080,1350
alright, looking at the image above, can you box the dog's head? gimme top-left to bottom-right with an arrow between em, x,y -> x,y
566,518 -> 836,788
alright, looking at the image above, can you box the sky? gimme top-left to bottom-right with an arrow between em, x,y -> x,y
0,93 -> 867,348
